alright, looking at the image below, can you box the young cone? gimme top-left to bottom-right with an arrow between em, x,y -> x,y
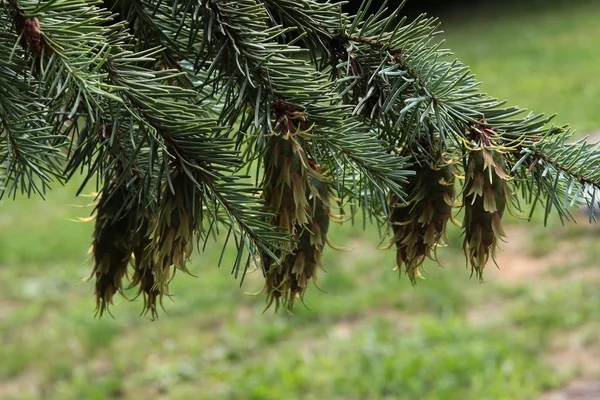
463,144 -> 511,279
264,169 -> 331,310
147,167 -> 203,302
89,185 -> 137,316
261,102 -> 331,310
389,156 -> 456,282
129,218 -> 161,319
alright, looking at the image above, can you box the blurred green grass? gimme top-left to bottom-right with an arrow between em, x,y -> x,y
442,0 -> 600,132
1,1 -> 600,399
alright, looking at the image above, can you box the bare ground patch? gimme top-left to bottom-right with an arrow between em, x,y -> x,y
488,226 -> 584,284
540,381 -> 600,400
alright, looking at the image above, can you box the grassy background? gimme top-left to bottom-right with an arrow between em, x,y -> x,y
2,1 -> 600,399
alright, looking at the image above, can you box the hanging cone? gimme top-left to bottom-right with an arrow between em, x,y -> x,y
264,165 -> 331,310
128,217 -> 161,319
89,165 -> 203,318
262,131 -> 310,236
89,185 -> 137,316
146,167 -> 203,304
463,146 -> 511,279
389,155 -> 456,283
261,101 -> 332,310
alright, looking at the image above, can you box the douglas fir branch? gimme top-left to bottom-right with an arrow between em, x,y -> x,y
1,0 -> 599,317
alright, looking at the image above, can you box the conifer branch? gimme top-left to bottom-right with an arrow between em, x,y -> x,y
1,0 -> 599,313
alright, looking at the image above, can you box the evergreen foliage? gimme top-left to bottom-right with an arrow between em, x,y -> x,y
1,0 -> 599,317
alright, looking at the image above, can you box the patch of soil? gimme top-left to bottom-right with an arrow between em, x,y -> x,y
0,370 -> 43,399
548,329 -> 600,377
540,381 -> 600,400
487,226 -> 581,284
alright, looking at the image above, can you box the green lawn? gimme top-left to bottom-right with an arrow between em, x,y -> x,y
443,0 -> 600,132
2,2 -> 600,399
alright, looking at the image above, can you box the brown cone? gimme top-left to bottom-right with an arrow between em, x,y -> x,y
264,168 -> 330,310
261,102 -> 331,310
463,147 -> 510,279
90,185 -> 137,316
128,217 -> 161,319
146,168 -> 203,306
390,156 -> 456,283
